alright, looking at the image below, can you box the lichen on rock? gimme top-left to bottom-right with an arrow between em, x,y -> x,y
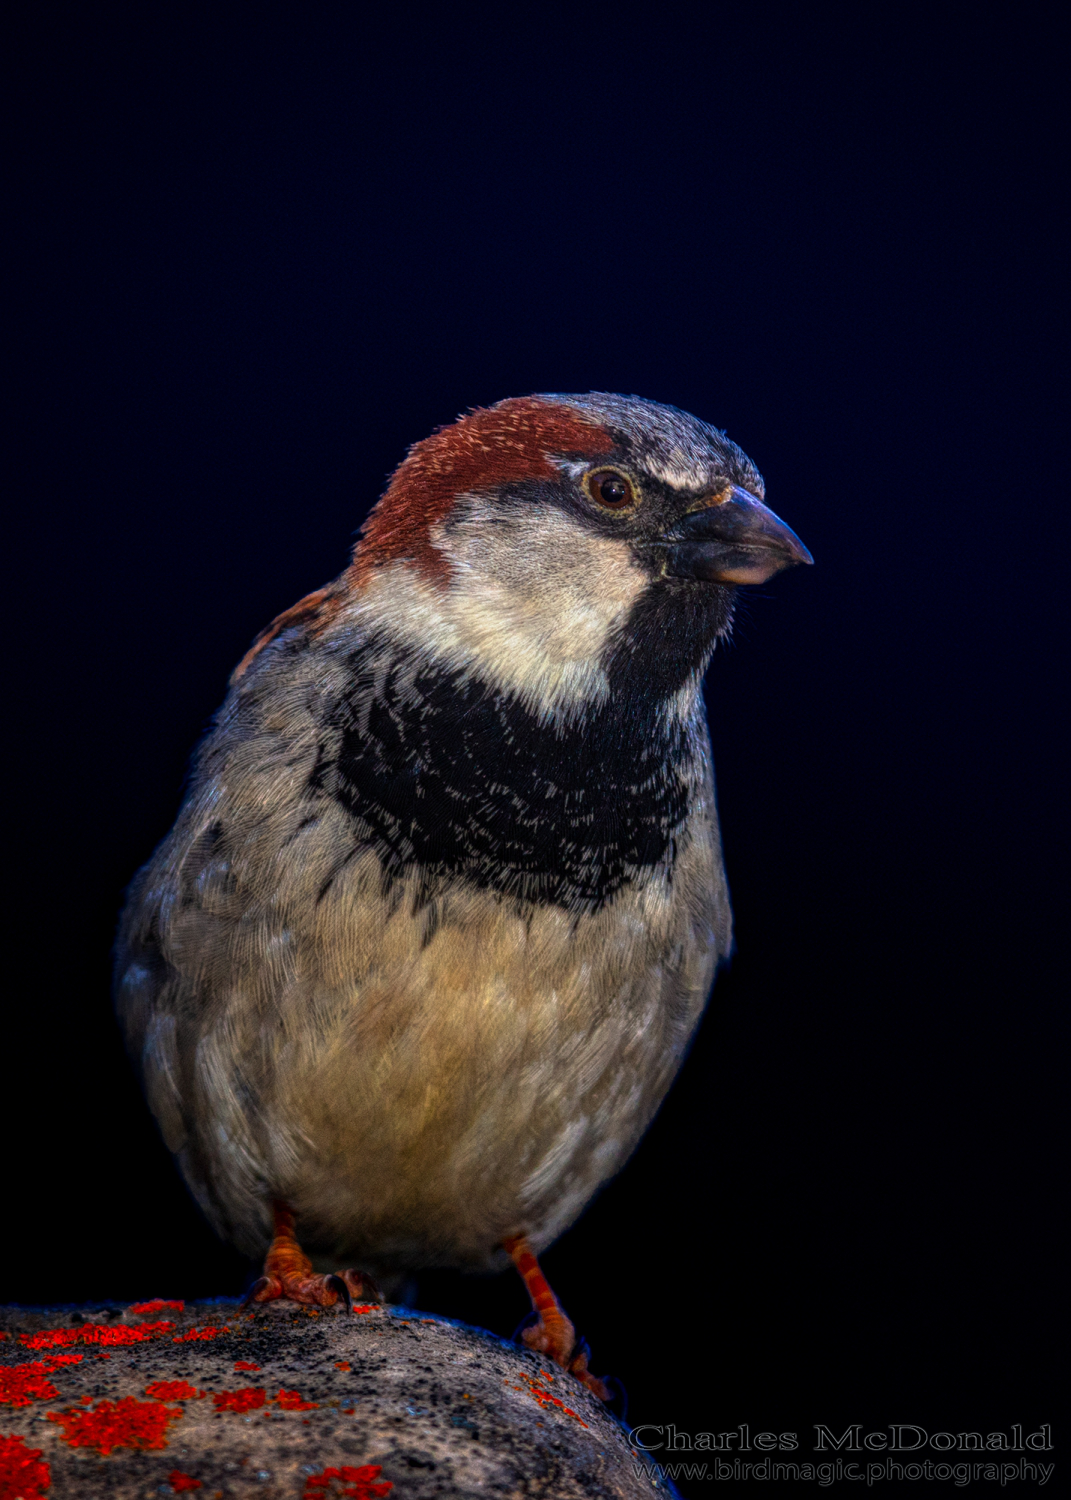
1,1299 -> 669,1497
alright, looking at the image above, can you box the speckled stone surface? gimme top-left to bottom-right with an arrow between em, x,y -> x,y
0,1299 -> 668,1498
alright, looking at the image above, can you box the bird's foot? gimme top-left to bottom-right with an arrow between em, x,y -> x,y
519,1310 -> 612,1400
243,1203 -> 381,1312
505,1234 -> 612,1401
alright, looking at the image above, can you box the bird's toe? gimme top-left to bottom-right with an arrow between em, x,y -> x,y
246,1269 -> 351,1310
565,1337 -> 613,1403
337,1268 -> 385,1306
241,1275 -> 278,1308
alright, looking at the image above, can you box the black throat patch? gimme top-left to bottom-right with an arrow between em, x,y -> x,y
314,645 -> 701,912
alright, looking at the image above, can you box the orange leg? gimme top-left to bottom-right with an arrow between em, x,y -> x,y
244,1203 -> 379,1311
504,1234 -> 610,1401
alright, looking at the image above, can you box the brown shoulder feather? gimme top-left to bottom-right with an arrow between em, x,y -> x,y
229,586 -> 340,684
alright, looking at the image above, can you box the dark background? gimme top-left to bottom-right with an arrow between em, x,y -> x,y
5,6 -> 1063,1486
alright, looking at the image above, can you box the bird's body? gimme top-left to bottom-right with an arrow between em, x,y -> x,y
116,393 -> 809,1359
118,594 -> 725,1273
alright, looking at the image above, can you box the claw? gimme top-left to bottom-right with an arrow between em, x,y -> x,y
511,1309 -> 540,1344
241,1276 -> 273,1308
326,1274 -> 352,1313
566,1333 -> 591,1370
566,1336 -> 613,1402
338,1268 -> 384,1306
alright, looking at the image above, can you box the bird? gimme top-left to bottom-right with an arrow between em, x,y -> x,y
115,392 -> 811,1398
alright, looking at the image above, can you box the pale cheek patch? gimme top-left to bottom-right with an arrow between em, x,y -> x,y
440,502 -> 646,693
348,508 -> 647,723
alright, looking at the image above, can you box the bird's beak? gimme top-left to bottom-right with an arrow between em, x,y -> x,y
662,487 -> 814,585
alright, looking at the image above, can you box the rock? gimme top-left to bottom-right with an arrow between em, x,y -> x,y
0,1299 -> 669,1498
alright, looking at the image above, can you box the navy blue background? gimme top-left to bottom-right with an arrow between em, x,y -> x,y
5,7 -> 1062,1480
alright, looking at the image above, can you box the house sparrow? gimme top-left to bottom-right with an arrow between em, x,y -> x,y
115,393 -> 811,1396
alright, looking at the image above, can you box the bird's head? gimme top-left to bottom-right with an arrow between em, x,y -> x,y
345,393 -> 812,723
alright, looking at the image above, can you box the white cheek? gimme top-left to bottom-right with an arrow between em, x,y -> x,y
443,505 -> 643,650
433,505 -> 647,718
345,506 -> 647,723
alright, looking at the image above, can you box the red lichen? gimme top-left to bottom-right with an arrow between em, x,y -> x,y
352,397 -> 614,584
233,1361 -> 260,1372
212,1387 -> 265,1413
145,1381 -> 205,1401
48,1395 -> 182,1454
0,1353 -> 83,1408
20,1331 -> 78,1350
129,1300 -> 185,1316
20,1321 -> 174,1349
0,1433 -> 50,1499
303,1465 -> 392,1499
0,1366 -> 57,1408
173,1325 -> 225,1343
168,1473 -> 202,1493
334,1361 -> 351,1371
352,1305 -> 376,1315
274,1388 -> 318,1411
504,1369 -> 588,1428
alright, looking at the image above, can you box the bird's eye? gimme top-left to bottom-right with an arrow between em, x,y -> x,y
587,470 -> 636,510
